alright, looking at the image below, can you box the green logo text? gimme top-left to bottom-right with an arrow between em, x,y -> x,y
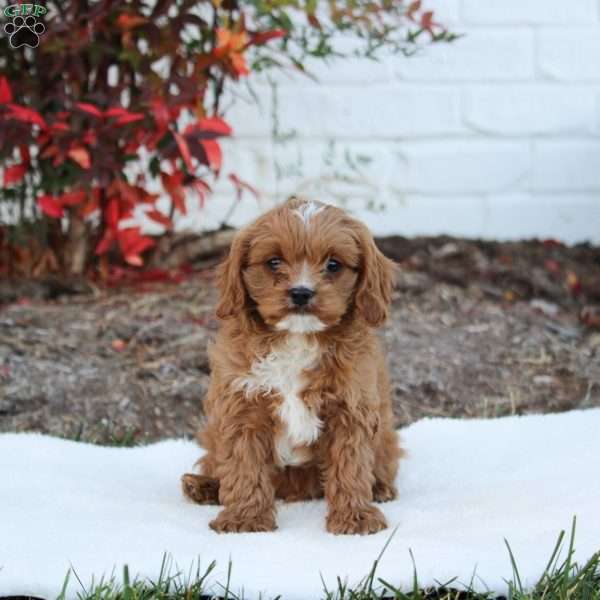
3,4 -> 47,18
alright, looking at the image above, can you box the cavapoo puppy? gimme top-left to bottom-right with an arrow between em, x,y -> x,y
182,197 -> 402,535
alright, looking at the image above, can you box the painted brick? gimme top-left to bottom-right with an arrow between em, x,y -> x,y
177,193 -> 276,232
361,194 -> 488,237
271,141 -> 394,199
464,85 -> 597,135
532,140 -> 600,191
208,139 -> 276,195
476,193 -> 600,242
253,37 -> 391,87
225,87 -> 273,137
276,85 -> 464,138
539,31 -> 600,81
395,30 -> 535,81
137,10 -> 600,243
462,0 -> 598,24
430,0 -> 461,24
370,192 -> 600,243
175,190 -> 600,244
390,141 -> 531,193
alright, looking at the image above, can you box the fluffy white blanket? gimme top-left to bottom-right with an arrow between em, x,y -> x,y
1,409 -> 599,599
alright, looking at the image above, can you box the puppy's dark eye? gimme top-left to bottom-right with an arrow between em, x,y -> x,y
266,257 -> 282,271
325,258 -> 342,273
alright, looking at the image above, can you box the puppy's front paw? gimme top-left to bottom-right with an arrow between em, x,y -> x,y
326,505 -> 387,535
210,508 -> 277,533
373,481 -> 397,503
181,473 -> 220,505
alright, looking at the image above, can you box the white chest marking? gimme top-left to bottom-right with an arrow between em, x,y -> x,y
276,313 -> 325,334
240,335 -> 322,466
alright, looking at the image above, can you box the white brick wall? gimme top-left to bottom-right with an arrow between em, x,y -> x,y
172,1 -> 600,243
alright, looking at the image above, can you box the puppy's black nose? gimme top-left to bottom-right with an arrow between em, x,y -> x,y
289,286 -> 315,307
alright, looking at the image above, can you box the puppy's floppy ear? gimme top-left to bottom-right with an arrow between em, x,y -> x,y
354,224 -> 396,327
215,228 -> 249,319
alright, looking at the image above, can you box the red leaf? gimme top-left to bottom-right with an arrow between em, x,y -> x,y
111,339 -> 127,352
251,29 -> 286,45
0,76 -> 13,104
50,122 -> 70,132
38,195 -> 64,218
150,98 -> 170,132
173,132 -> 194,171
117,14 -> 147,29
59,190 -> 87,206
3,163 -> 27,186
190,178 -> 211,207
82,129 -> 97,145
307,14 -> 321,29
115,113 -> 145,125
544,259 -> 561,274
228,173 -> 259,201
19,145 -> 30,163
75,102 -> 103,118
80,196 -> 100,218
200,139 -> 222,171
118,227 -> 155,265
95,230 -> 115,255
170,186 -> 186,214
105,198 -> 120,230
197,116 -> 232,137
161,171 -> 187,214
105,107 -> 145,125
104,108 -> 128,118
566,271 -> 582,296
421,11 -> 434,30
40,145 -> 59,159
124,254 -> 144,267
146,209 -> 172,228
68,147 -> 91,169
128,236 -> 155,256
7,104 -> 46,128
109,179 -> 139,209
192,178 -> 211,194
407,0 -> 422,18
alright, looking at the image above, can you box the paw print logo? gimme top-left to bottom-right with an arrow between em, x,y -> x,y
4,15 -> 45,48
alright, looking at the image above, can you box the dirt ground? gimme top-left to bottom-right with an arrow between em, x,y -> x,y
1,236 -> 599,444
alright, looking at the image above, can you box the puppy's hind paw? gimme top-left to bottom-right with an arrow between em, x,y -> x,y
181,473 -> 220,505
326,505 -> 387,535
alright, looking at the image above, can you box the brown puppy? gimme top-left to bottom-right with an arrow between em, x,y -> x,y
182,197 -> 402,535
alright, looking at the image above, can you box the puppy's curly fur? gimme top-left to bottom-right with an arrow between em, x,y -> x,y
182,197 -> 403,535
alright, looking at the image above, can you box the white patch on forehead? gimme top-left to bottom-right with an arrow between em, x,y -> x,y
238,334 -> 323,467
293,201 -> 325,227
292,261 -> 315,291
276,313 -> 326,333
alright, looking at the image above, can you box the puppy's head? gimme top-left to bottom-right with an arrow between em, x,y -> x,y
216,197 -> 395,332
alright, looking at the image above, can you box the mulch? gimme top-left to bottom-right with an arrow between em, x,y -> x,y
1,236 -> 599,444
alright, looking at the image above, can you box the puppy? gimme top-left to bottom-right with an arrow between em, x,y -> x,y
182,197 -> 402,535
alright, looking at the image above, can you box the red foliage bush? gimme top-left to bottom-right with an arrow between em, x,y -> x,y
0,0 -> 452,278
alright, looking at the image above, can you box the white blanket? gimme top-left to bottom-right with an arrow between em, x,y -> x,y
1,409 -> 599,599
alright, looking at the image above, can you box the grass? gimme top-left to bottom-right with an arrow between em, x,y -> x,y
52,518 -> 598,600
66,422 -> 142,447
